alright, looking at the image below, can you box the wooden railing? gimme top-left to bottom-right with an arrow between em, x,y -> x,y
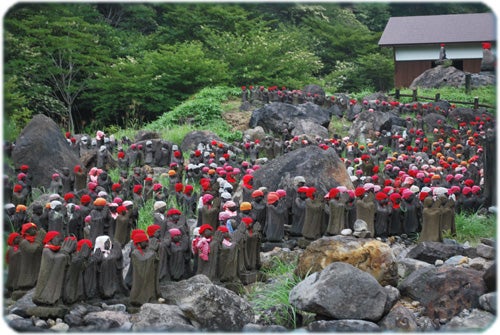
390,88 -> 494,110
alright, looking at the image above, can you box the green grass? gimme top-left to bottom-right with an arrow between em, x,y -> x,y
245,257 -> 303,329
444,211 -> 497,246
396,85 -> 496,110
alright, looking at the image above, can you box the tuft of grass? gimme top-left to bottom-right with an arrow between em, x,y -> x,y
137,198 -> 155,231
246,257 -> 303,329
396,85 -> 496,111
444,211 -> 496,246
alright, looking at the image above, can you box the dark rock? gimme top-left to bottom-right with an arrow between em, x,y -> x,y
383,285 -> 401,315
290,120 -> 329,140
406,241 -> 465,264
348,110 -> 398,142
180,130 -> 221,153
250,145 -> 353,198
11,114 -> 81,189
398,265 -> 487,321
480,238 -> 496,247
303,84 -> 325,99
290,262 -> 387,322
379,302 -> 419,331
129,303 -> 195,332
242,323 -> 289,332
479,292 -> 496,314
306,319 -> 381,332
249,102 -> 331,136
6,317 -> 41,332
345,103 -> 363,122
421,113 -> 449,134
160,275 -> 254,331
134,130 -> 161,142
483,262 -> 496,292
397,257 -> 433,281
26,305 -> 69,319
440,309 -> 495,332
476,243 -> 495,260
410,65 -> 467,89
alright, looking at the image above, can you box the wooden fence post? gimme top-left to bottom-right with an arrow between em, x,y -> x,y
412,89 -> 418,101
474,97 -> 479,110
465,73 -> 471,94
435,93 -> 440,102
395,89 -> 400,100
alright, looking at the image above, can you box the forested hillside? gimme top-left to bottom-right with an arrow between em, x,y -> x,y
3,2 -> 491,138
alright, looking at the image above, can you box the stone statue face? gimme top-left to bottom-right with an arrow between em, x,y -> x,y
52,234 -> 63,246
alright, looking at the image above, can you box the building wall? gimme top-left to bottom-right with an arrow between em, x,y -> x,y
395,44 -> 485,61
395,60 -> 432,88
394,56 -> 484,88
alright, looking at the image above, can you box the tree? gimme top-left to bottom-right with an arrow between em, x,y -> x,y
4,4 -> 113,133
204,26 -> 322,87
86,41 -> 229,128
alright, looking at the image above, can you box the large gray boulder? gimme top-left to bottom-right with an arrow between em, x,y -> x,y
250,145 -> 353,197
12,114 -> 81,189
289,262 -> 388,322
249,102 -> 331,136
160,275 -> 254,331
410,65 -> 495,89
348,110 -> 402,142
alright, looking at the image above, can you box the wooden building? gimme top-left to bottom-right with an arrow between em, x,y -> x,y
378,13 -> 495,88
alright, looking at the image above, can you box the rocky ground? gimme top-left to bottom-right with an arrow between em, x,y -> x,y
4,235 -> 496,333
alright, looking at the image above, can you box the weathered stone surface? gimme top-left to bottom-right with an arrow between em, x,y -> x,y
295,236 -> 398,287
160,275 -> 254,331
306,319 -> 380,332
25,306 -> 69,320
12,114 -> 81,188
180,130 -> 221,153
249,102 -> 331,136
83,310 -> 130,330
406,241 -> 465,264
291,119 -> 329,140
242,126 -> 266,142
383,285 -> 401,315
397,257 -> 433,281
379,302 -> 419,332
483,262 -> 496,292
440,309 -> 495,332
398,265 -> 487,321
129,303 -> 195,332
289,262 -> 387,322
479,292 -> 496,314
410,65 -> 495,89
348,110 -> 400,143
250,145 -> 353,198
476,243 -> 495,260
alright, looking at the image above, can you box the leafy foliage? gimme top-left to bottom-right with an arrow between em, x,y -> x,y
4,2 -> 493,138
